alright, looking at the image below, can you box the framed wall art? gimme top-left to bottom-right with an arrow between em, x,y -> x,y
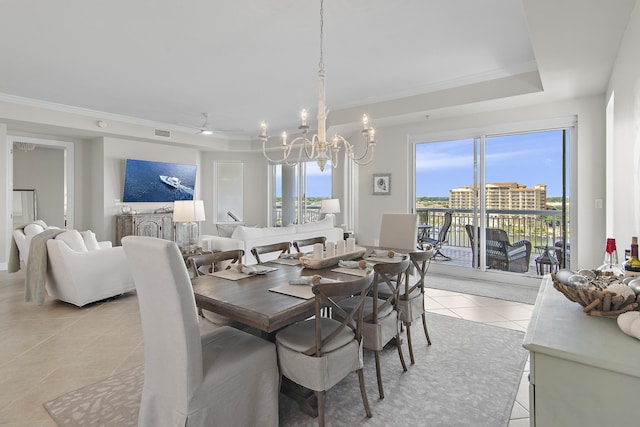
373,173 -> 391,195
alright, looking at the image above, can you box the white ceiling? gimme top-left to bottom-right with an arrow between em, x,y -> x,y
0,0 -> 636,140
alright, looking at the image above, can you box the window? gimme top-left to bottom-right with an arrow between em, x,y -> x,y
272,161 -> 332,226
214,161 -> 243,222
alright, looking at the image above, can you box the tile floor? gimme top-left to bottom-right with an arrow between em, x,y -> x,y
0,268 -> 533,426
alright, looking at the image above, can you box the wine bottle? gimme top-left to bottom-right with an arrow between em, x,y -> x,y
624,236 -> 640,277
597,238 -> 624,276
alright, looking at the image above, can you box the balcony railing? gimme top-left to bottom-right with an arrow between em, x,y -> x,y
417,207 -> 569,250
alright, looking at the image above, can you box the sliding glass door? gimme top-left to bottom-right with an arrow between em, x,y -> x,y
414,128 -> 571,275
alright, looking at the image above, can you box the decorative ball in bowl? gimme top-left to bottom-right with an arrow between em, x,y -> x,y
551,269 -> 640,318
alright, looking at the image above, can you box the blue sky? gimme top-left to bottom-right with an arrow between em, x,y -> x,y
416,130 -> 568,198
277,129 -> 568,198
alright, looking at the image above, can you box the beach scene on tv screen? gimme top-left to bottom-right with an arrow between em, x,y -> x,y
122,159 -> 196,202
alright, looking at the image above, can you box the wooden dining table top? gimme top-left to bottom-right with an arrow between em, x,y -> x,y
191,261 -> 364,333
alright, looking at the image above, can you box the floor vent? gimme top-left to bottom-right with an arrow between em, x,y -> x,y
154,129 -> 171,138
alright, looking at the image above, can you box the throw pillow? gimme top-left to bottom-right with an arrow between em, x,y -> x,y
55,230 -> 88,252
81,230 -> 101,251
24,223 -> 45,237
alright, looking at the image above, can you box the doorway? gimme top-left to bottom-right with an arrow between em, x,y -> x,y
413,127 -> 571,278
7,136 -> 74,230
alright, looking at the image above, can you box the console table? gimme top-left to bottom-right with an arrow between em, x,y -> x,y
115,213 -> 173,245
523,276 -> 640,426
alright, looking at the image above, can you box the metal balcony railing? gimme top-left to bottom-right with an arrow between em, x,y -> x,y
417,207 -> 569,250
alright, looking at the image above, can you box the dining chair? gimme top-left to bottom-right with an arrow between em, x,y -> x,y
336,258 -> 411,399
187,249 -> 244,277
401,250 -> 435,364
379,213 -> 419,251
250,241 -> 291,263
122,236 -> 279,427
187,249 -> 245,326
276,273 -> 374,427
292,236 -> 327,253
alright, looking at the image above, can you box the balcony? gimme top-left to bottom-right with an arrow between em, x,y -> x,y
417,207 -> 570,273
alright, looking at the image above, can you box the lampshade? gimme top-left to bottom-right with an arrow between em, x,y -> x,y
320,199 -> 340,214
173,200 -> 206,222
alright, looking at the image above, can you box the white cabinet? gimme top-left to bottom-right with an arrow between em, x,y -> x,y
524,276 -> 640,426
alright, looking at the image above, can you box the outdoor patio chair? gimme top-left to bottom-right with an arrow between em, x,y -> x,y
419,211 -> 452,259
465,225 -> 532,273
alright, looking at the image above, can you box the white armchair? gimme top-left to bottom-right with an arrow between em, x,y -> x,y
46,232 -> 135,307
14,225 -> 134,307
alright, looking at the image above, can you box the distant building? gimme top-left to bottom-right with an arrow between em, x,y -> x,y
450,182 -> 547,210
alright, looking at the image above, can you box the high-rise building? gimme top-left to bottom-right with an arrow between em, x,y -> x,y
450,182 -> 547,210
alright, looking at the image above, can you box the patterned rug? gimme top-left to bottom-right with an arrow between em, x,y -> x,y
44,313 -> 528,427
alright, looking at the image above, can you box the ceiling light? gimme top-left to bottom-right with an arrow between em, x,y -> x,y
259,0 -> 376,172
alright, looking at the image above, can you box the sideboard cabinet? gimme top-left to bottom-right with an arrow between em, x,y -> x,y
523,276 -> 640,426
115,213 -> 173,246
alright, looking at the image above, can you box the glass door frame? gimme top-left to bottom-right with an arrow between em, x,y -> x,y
409,118 -> 576,279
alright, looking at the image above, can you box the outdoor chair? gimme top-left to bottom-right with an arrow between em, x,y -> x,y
465,225 -> 532,273
419,211 -> 452,259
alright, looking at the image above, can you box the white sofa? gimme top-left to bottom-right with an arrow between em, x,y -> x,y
199,217 -> 344,265
14,223 -> 136,307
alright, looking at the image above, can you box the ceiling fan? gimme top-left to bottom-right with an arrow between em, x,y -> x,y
195,112 -> 244,136
198,113 -> 214,135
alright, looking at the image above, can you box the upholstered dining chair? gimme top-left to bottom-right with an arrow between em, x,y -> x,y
276,273 -> 374,427
336,258 -> 411,399
379,213 -> 419,251
402,250 -> 435,364
122,236 -> 279,427
187,249 -> 244,277
292,236 -> 327,253
250,241 -> 291,263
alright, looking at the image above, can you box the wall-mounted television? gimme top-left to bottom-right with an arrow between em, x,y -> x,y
122,159 -> 196,203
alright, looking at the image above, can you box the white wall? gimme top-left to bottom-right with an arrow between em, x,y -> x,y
354,95 -> 606,271
608,2 -> 640,250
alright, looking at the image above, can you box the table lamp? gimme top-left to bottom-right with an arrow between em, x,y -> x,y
320,199 -> 340,226
173,200 -> 206,252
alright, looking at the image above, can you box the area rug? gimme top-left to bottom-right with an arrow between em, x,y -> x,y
428,273 -> 539,305
44,313 -> 528,427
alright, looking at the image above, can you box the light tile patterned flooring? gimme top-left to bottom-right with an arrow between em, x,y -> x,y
0,268 -> 533,426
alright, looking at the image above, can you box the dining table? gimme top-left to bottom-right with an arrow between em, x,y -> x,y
190,247 -> 412,417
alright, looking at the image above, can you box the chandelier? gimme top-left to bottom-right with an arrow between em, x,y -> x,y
259,0 -> 376,172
